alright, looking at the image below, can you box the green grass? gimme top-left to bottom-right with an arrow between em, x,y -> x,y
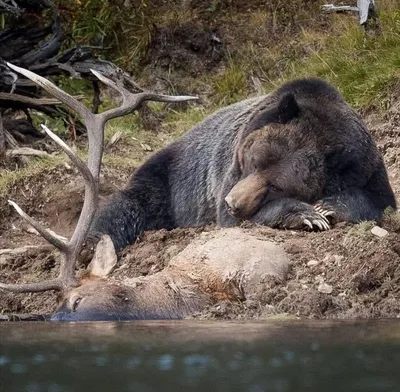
164,105 -> 213,137
104,113 -> 142,141
63,0 -> 154,71
271,4 -> 400,109
0,156 -> 65,197
213,59 -> 248,105
202,1 -> 400,111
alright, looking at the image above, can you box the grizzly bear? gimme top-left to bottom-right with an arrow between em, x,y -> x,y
90,78 -> 396,251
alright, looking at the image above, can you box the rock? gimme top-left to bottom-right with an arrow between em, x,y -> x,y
371,226 -> 389,238
63,162 -> 72,171
140,143 -> 153,151
323,254 -> 334,263
333,255 -> 344,265
24,226 -> 40,235
307,259 -> 321,267
318,282 -> 333,294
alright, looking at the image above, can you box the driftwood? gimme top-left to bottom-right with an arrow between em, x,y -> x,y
6,147 -> 51,157
0,314 -> 51,322
322,1 -> 379,26
0,0 -> 147,153
0,244 -> 54,257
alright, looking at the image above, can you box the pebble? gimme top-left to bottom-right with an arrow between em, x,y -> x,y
63,162 -> 72,171
371,226 -> 389,238
334,255 -> 344,265
315,275 -> 324,283
25,227 -> 39,235
318,282 -> 333,294
323,254 -> 333,263
307,259 -> 321,267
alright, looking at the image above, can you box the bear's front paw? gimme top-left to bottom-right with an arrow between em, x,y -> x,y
313,202 -> 336,223
283,209 -> 331,231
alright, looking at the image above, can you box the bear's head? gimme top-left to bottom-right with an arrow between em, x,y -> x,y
225,90 -> 326,220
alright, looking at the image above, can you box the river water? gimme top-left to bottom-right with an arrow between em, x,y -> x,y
1,319 -> 399,391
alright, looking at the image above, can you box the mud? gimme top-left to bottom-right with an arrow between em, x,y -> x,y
1,107 -> 400,320
145,23 -> 224,76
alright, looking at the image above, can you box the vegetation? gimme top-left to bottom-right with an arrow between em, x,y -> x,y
1,0 -> 400,189
60,0 -> 400,109
282,3 -> 400,109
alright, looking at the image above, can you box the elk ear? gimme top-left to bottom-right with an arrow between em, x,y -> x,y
87,235 -> 118,278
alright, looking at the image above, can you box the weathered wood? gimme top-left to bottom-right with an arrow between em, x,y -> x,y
0,244 -> 53,256
0,111 -> 4,151
0,0 -> 150,150
0,313 -> 51,322
0,92 -> 84,109
6,147 -> 51,157
322,4 -> 359,13
322,1 -> 379,26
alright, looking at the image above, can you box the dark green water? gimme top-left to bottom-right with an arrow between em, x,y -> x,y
0,319 -> 400,392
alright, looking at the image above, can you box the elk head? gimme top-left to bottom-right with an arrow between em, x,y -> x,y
0,63 -> 198,314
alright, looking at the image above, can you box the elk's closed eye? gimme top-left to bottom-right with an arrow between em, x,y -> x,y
72,297 -> 82,312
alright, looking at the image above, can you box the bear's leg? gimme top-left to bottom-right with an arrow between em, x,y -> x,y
88,190 -> 146,252
249,198 -> 332,230
315,167 -> 397,225
314,187 -> 395,225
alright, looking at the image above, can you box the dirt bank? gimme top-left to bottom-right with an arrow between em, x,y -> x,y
1,106 -> 400,320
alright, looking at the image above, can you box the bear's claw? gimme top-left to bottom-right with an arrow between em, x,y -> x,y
283,207 -> 331,231
314,205 -> 336,218
303,216 -> 330,231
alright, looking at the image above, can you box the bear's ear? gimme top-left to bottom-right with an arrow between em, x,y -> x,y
277,92 -> 300,123
247,92 -> 300,132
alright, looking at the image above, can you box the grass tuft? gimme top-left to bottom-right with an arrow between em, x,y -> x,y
0,156 -> 65,197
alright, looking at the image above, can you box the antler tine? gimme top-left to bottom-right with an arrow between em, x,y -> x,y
0,279 -> 62,293
1,122 -> 94,293
7,200 -> 68,252
6,62 -> 90,121
41,124 -> 94,188
90,69 -> 199,122
6,124 -> 95,253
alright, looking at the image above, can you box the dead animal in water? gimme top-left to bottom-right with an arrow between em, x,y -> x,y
51,229 -> 289,321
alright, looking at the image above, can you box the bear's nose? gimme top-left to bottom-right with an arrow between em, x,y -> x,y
225,195 -> 239,216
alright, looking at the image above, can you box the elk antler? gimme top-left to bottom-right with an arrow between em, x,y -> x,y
0,63 -> 198,293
